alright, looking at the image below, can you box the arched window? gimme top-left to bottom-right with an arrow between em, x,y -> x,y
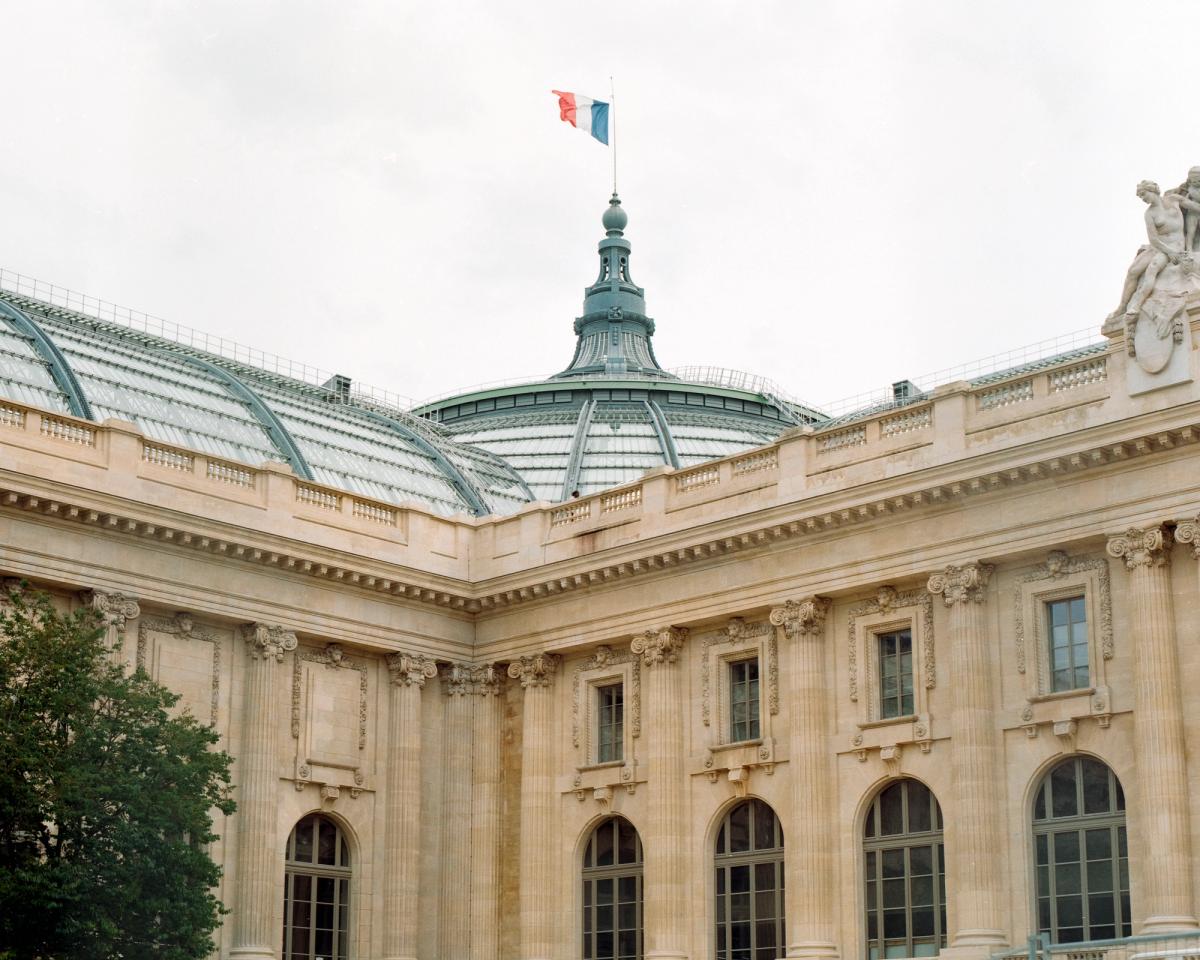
283,814 -> 351,960
714,798 -> 785,960
582,816 -> 643,960
863,778 -> 946,960
1032,756 -> 1129,943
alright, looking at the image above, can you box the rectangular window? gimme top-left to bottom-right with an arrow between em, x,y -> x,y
596,683 -> 624,763
878,629 -> 914,719
729,658 -> 761,742
1047,596 -> 1089,692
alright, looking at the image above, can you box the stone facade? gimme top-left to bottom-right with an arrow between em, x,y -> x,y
5,302 -> 1200,960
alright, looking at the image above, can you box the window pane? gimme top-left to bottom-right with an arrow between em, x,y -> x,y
754,804 -> 776,851
729,803 -> 751,853
294,817 -> 314,863
880,784 -> 904,836
596,822 -> 615,866
317,820 -> 337,866
1051,763 -> 1079,818
1081,761 -> 1111,814
618,822 -> 638,865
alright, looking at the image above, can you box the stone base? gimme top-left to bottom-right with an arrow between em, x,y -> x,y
939,934 -> 1010,960
786,941 -> 840,960
1140,914 -> 1200,934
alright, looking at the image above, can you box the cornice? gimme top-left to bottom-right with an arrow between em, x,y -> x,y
2,413 -> 1199,615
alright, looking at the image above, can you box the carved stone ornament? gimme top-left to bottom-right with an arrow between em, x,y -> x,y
701,619 -> 776,726
847,587 -> 935,703
769,596 -> 831,637
927,562 -> 994,606
138,612 -> 220,724
1103,171 -> 1200,390
239,622 -> 298,662
1176,517 -> 1200,558
84,589 -> 141,633
506,652 -> 561,688
293,644 -> 369,749
469,662 -> 504,696
1013,551 -> 1114,675
572,645 -> 640,748
386,651 -> 438,687
441,661 -> 474,697
630,626 -> 687,667
1106,525 -> 1173,570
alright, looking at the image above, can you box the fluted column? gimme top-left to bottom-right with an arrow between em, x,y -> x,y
927,563 -> 1006,949
508,653 -> 562,960
1107,527 -> 1198,931
469,664 -> 505,960
439,662 -> 475,959
383,651 -> 437,960
772,598 -> 838,960
631,626 -> 689,960
230,623 -> 298,960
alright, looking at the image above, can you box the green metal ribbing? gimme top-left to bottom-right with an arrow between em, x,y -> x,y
644,398 -> 681,469
560,398 -> 596,500
0,299 -> 94,421
168,352 -> 316,482
353,407 -> 492,516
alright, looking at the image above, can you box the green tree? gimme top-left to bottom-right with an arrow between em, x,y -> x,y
0,585 -> 235,960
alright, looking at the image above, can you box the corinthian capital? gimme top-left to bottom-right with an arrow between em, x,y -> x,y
769,596 -> 831,637
469,662 -> 504,696
386,651 -> 438,687
1107,525 -> 1173,569
630,626 -> 687,667
239,622 -> 298,662
927,562 -> 994,606
1172,518 -> 1200,559
506,652 -> 561,688
83,589 -> 141,632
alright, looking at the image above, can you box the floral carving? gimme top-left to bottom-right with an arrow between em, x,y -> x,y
1176,517 -> 1200,558
927,562 -> 994,606
630,626 -> 687,667
85,589 -> 141,632
1106,525 -> 1172,569
441,661 -> 474,697
239,622 -> 298,662
847,587 -> 935,704
386,651 -> 438,687
769,596 -> 830,637
1013,551 -> 1113,678
137,612 -> 220,725
701,619 -> 773,727
571,645 -> 640,749
507,652 -> 561,688
293,643 -> 369,749
469,663 -> 504,696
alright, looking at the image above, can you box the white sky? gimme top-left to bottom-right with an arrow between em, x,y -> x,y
2,1 -> 1196,411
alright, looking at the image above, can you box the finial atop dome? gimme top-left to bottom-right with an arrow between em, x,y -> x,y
602,193 -> 627,236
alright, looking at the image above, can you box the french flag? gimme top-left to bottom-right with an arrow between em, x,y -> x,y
552,90 -> 610,145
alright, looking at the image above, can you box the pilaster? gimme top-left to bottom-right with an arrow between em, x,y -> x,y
469,664 -> 505,960
1107,526 -> 1199,931
507,652 -> 562,960
230,623 -> 297,960
630,626 -> 690,960
82,588 -> 140,667
771,598 -> 838,960
927,563 -> 1007,950
382,651 -> 437,960
438,662 -> 475,960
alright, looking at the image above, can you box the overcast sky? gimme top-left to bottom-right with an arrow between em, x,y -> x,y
2,1 -> 1195,411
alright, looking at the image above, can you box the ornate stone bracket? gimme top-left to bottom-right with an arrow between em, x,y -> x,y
295,761 -> 365,801
572,761 -> 638,801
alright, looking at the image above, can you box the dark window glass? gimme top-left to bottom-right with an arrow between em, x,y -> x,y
863,779 -> 945,960
1046,596 -> 1089,692
283,815 -> 351,960
878,629 -> 915,718
1032,757 -> 1130,943
729,659 -> 761,742
716,800 -> 785,960
583,817 -> 643,960
597,683 -> 624,764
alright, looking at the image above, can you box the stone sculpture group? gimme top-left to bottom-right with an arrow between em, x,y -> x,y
1105,167 -> 1200,379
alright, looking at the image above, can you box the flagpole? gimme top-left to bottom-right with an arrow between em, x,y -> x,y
610,75 -> 617,195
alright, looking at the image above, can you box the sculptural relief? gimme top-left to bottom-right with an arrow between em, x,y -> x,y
1104,172 -> 1198,393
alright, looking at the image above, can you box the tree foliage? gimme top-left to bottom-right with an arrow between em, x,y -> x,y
0,586 -> 235,960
